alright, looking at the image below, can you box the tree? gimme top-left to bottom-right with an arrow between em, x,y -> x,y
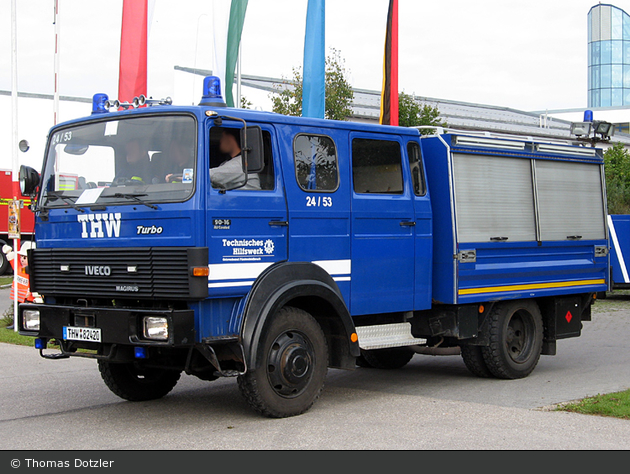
240,96 -> 253,109
270,48 -> 354,121
398,91 -> 447,134
604,142 -> 630,214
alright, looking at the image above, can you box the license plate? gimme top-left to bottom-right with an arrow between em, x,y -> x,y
63,326 -> 102,343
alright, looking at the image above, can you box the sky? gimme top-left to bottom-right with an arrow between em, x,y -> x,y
0,0 -> 611,170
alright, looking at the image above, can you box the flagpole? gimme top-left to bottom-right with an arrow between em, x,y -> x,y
236,41 -> 242,108
53,0 -> 60,125
11,0 -> 20,332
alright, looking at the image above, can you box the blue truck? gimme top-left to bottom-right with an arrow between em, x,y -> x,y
608,214 -> 630,289
17,77 -> 609,417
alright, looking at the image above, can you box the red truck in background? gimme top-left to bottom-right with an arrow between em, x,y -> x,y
1,169 -> 35,274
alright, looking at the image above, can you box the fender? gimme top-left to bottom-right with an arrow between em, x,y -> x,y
240,261 -> 360,371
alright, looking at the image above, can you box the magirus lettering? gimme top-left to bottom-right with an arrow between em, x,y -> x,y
85,265 -> 111,276
78,213 -> 121,239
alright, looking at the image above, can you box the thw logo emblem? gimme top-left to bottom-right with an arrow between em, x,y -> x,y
78,213 -> 121,239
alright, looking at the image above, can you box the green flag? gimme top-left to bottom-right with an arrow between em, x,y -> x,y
225,0 -> 248,107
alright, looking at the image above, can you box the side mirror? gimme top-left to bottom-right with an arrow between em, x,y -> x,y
19,165 -> 40,197
240,126 -> 264,174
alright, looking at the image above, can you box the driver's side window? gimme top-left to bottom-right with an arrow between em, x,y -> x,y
208,128 -> 275,191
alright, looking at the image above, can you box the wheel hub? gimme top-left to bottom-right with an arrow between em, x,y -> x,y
506,311 -> 532,363
267,331 -> 314,398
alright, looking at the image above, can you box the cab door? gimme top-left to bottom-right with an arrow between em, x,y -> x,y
350,134 -> 415,315
206,123 -> 288,298
282,127 -> 352,305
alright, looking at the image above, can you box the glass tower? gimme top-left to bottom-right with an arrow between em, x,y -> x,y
588,4 -> 630,107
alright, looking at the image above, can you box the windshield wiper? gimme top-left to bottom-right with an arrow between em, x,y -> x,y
44,191 -> 86,213
102,193 -> 158,210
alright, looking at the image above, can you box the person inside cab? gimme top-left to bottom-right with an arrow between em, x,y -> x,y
117,138 -> 152,184
164,139 -> 195,183
211,129 -> 261,190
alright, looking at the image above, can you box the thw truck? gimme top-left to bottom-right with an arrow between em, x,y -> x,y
17,78 -> 609,417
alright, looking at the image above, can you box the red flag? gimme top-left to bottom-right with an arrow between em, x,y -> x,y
118,0 -> 148,103
380,0 -> 398,126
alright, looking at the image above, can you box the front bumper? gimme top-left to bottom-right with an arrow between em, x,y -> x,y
18,303 -> 195,348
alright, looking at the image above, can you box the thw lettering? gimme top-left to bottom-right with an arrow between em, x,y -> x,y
78,213 -> 122,239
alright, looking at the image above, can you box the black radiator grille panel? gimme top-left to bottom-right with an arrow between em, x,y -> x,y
31,247 -> 203,299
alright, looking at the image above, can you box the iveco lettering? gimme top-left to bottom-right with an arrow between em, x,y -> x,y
16,76 -> 609,418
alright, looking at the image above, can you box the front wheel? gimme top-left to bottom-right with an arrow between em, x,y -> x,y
237,306 -> 328,418
98,360 -> 181,401
481,300 -> 543,379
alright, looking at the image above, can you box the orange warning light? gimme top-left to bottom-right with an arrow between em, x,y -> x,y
350,333 -> 358,343
192,267 -> 210,277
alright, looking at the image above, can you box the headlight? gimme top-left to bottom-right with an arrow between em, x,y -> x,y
142,316 -> 169,341
22,310 -> 40,331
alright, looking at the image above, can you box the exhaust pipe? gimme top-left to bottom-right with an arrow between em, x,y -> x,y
411,346 -> 461,356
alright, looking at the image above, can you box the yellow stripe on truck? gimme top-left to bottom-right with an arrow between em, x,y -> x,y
0,199 -> 32,205
458,279 -> 606,296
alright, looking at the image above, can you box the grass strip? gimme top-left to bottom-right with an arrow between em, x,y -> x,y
559,390 -> 630,420
0,327 -> 38,347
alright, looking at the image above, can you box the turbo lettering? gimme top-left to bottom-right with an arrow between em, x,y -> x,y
136,225 -> 164,235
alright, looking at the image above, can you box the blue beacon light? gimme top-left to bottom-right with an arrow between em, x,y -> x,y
584,110 -> 594,122
91,93 -> 110,114
199,76 -> 227,107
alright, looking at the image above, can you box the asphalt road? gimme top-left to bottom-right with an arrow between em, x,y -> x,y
1,287 -> 630,450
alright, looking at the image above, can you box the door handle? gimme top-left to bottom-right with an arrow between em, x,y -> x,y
400,221 -> 416,227
269,220 -> 288,227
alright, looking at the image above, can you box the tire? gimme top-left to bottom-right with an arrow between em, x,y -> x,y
98,360 -> 181,401
355,354 -> 372,368
0,240 -> 9,275
480,300 -> 543,379
460,345 -> 494,378
237,306 -> 328,418
359,347 -> 414,369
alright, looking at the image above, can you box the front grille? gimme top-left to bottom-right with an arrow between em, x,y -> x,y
31,247 -> 208,300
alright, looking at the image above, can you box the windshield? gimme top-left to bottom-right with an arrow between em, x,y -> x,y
40,114 -> 197,208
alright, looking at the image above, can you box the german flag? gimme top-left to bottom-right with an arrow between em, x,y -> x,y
380,0 -> 398,126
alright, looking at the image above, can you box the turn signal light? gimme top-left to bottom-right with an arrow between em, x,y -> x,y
192,266 -> 209,277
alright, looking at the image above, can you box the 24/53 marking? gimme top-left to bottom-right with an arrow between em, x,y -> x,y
306,196 -> 333,207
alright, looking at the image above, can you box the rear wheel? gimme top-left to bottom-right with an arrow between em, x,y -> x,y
98,360 -> 181,401
460,345 -> 493,378
481,300 -> 543,379
358,347 -> 414,369
238,306 -> 328,418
